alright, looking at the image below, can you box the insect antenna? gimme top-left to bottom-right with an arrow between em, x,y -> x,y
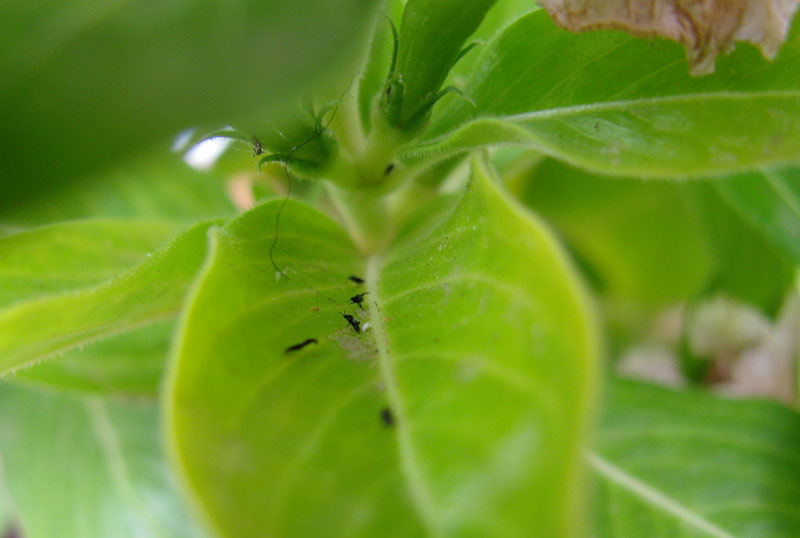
264,75 -> 356,281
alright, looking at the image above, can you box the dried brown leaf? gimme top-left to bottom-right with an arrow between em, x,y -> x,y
538,0 -> 799,75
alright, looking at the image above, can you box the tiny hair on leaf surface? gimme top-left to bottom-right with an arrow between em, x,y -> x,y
10,321 -> 175,398
0,220 -> 217,375
165,156 -> 598,537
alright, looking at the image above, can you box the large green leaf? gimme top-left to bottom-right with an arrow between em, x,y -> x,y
167,157 -> 598,536
0,383 -> 203,538
0,221 -> 215,374
0,0 -> 379,209
590,379 -> 800,537
405,10 -> 800,178
714,166 -> 800,264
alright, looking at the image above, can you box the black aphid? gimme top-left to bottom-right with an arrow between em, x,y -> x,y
252,136 -> 264,156
341,312 -> 361,333
284,338 -> 318,354
348,275 -> 365,284
350,292 -> 369,309
384,163 -> 395,176
380,406 -> 395,427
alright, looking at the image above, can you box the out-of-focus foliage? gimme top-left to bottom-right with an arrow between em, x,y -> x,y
0,0 -> 380,209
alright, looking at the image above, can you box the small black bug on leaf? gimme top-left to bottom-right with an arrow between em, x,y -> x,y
348,275 -> 365,284
252,136 -> 264,156
284,338 -> 318,354
341,312 -> 361,333
384,163 -> 395,176
380,406 -> 395,427
350,292 -> 369,309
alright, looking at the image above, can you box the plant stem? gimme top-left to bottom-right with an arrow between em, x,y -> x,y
326,184 -> 392,254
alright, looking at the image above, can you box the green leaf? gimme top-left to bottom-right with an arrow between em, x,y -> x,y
11,322 -> 173,398
167,156 -> 599,536
590,379 -> 800,537
0,154 -> 235,228
357,0 -> 406,132
389,0 -> 497,128
0,219 -> 182,308
0,221 -> 215,375
0,474 -> 17,537
0,383 -> 203,538
521,159 -> 712,310
684,181 -> 796,314
407,10 -> 800,178
519,159 -> 795,316
446,0 -> 537,82
714,166 -> 800,264
0,0 -> 380,209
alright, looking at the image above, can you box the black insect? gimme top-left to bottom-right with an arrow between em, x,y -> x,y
341,312 -> 361,333
380,406 -> 395,427
348,275 -> 365,284
252,136 -> 264,156
284,338 -> 318,354
384,163 -> 395,176
350,292 -> 369,309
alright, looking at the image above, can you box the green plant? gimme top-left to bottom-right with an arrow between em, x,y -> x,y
2,1 -> 800,536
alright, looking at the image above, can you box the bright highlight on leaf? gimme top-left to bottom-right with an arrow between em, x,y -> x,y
538,0 -> 800,75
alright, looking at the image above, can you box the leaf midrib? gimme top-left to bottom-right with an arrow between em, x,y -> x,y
762,169 -> 800,220
365,254 -> 443,538
425,89 -> 800,144
85,398 -> 171,538
587,452 -> 736,538
506,90 -> 800,121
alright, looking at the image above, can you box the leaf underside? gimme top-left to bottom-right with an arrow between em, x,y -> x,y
167,158 -> 598,537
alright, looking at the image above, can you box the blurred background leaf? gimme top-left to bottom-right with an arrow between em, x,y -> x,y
0,0 -> 380,211
520,159 -> 797,319
713,166 -> 800,264
591,379 -> 800,537
0,384 -> 204,538
0,153 -> 235,229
